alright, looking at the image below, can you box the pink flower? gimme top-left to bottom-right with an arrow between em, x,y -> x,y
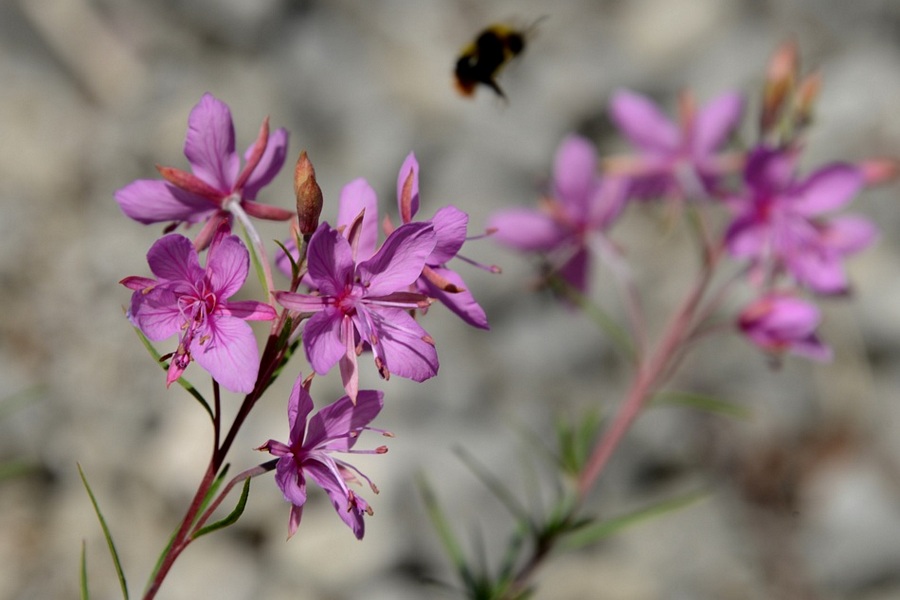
738,293 -> 831,361
275,221 -> 438,401
121,228 -> 277,393
393,153 -> 489,329
259,374 -> 387,539
488,135 -> 626,293
609,88 -> 743,199
115,93 -> 293,248
725,147 -> 877,294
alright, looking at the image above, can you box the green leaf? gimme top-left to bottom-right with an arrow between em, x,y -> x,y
416,474 -> 474,589
191,476 -> 251,540
77,464 -> 129,600
652,390 -> 751,419
561,489 -> 708,551
273,238 -> 300,281
80,540 -> 90,600
131,326 -> 213,421
0,461 -> 36,482
239,225 -> 270,299
455,448 -> 529,524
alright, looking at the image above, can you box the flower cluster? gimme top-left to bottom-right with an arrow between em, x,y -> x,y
489,44 -> 881,362
116,93 -> 489,541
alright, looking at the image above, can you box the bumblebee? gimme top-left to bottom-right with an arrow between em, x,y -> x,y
454,21 -> 540,99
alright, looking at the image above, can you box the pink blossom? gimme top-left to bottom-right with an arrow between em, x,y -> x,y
121,228 -> 277,393
393,153 -> 489,329
738,293 -> 831,361
488,135 -> 626,293
725,147 -> 877,294
259,374 -> 387,539
609,88 -> 743,199
115,93 -> 292,248
275,221 -> 438,401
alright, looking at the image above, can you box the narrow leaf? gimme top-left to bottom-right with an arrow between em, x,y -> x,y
561,490 -> 708,551
80,540 -> 90,600
131,325 -> 213,421
77,464 -> 129,600
416,474 -> 472,584
653,390 -> 751,419
191,477 -> 251,539
455,447 -> 529,523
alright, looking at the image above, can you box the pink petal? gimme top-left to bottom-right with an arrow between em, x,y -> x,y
428,205 -> 468,265
609,89 -> 680,154
793,164 -> 864,216
286,373 -> 314,446
129,287 -> 183,340
421,267 -> 489,330
241,127 -> 289,200
357,222 -> 436,297
368,308 -> 438,382
146,234 -> 203,283
115,180 -> 216,224
191,315 -> 260,394
788,250 -> 848,295
488,208 -> 566,252
274,291 -> 330,313
306,390 -> 384,451
553,135 -> 598,213
823,216 -> 878,254
306,224 -> 356,296
206,234 -> 249,299
223,300 -> 277,321
397,152 -> 420,221
304,457 -> 365,539
303,309 -> 348,375
275,456 -> 307,508
558,246 -> 591,295
183,93 -> 240,191
336,178 -> 380,261
744,147 -> 796,192
691,92 -> 743,158
725,213 -> 768,258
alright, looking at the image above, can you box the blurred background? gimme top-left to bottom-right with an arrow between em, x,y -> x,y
3,0 -> 900,598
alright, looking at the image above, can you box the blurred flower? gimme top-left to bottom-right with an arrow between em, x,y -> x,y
391,153 -> 489,329
115,93 -> 292,248
259,375 -> 387,540
120,228 -> 277,393
275,221 -> 438,401
489,134 -> 626,293
608,88 -> 744,199
738,293 -> 831,361
725,146 -> 877,294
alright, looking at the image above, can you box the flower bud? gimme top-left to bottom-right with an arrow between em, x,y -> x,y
761,40 -> 798,133
794,71 -> 822,128
858,158 -> 900,186
294,151 -> 323,238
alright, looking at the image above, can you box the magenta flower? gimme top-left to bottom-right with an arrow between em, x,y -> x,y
738,293 -> 831,361
609,88 -> 743,199
275,221 -> 438,401
488,134 -> 626,294
120,228 -> 277,393
725,147 -> 877,294
259,374 -> 387,539
393,153 -> 489,329
115,93 -> 293,248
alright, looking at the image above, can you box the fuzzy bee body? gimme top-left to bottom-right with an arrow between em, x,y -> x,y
454,24 -> 531,99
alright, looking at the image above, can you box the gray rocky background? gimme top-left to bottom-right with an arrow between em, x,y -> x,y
3,0 -> 900,598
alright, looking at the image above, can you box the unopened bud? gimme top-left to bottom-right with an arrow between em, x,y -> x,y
858,158 -> 900,186
794,71 -> 822,127
761,40 -> 798,133
294,151 -> 323,238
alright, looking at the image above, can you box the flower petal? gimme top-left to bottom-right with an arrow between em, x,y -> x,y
397,152 -> 420,221
286,373 -> 314,447
275,455 -> 307,508
241,127 -> 289,200
305,390 -> 384,451
421,267 -> 489,330
304,456 -> 365,539
183,93 -> 240,191
336,178 -> 380,261
115,180 -> 216,225
191,315 -> 260,394
553,135 -> 598,213
793,164 -> 864,216
223,300 -> 277,321
488,208 -> 566,252
691,92 -> 743,159
306,224 -> 356,296
357,222 -> 436,297
609,89 -> 680,154
303,309 -> 348,375
822,216 -> 878,254
206,233 -> 249,299
368,308 -> 438,382
146,234 -> 203,284
428,205 -> 468,265
128,287 -> 183,341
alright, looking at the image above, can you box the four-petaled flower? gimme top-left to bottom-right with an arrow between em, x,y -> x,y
115,93 -> 293,249
609,88 -> 744,199
275,221 -> 439,401
725,146 -> 877,294
391,152 -> 489,329
259,374 -> 388,540
488,134 -> 626,294
121,228 -> 277,393
738,293 -> 831,361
